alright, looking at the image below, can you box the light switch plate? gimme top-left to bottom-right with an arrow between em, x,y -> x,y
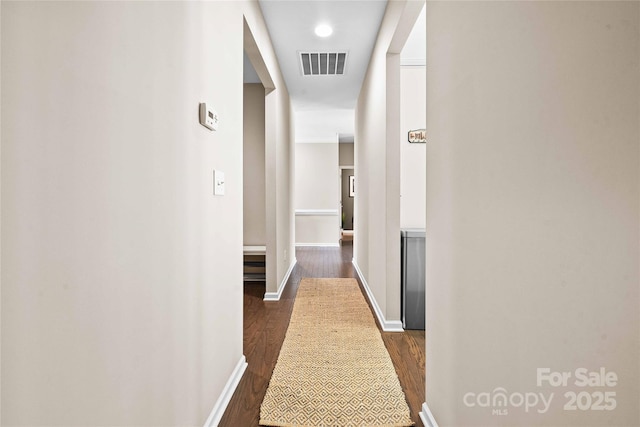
213,170 -> 225,196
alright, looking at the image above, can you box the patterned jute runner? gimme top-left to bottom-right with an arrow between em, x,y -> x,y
260,278 -> 414,427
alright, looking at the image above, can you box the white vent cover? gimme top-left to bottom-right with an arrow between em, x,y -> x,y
300,52 -> 348,76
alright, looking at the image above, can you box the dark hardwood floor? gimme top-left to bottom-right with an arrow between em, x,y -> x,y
219,242 -> 426,426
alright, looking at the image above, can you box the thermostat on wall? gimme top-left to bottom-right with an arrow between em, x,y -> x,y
199,102 -> 219,131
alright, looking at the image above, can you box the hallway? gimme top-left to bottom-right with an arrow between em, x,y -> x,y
3,2 -> 638,426
220,243 -> 426,426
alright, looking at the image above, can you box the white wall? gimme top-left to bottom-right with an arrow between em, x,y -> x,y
0,3 -> 3,423
1,1 -> 293,425
425,2 -> 639,425
355,0 -> 424,329
243,83 -> 266,246
295,142 -> 339,246
244,8 -> 295,298
272,82 -> 295,295
400,66 -> 426,229
295,109 -> 355,143
339,143 -> 354,167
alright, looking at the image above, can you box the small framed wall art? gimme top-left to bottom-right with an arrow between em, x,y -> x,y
408,129 -> 426,143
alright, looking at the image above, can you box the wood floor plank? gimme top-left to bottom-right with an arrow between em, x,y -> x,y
219,242 -> 425,427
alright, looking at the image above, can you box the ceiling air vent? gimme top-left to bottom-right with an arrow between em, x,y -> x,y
300,52 -> 348,76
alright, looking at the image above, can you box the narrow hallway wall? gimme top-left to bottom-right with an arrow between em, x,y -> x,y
400,66 -> 425,229
354,0 -> 424,330
339,142 -> 354,167
1,1 -> 294,425
243,83 -> 266,247
425,2 -> 639,425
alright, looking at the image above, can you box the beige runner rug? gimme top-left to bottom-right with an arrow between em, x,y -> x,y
260,278 -> 414,427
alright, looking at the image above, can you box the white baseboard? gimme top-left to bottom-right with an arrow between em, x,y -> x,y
264,258 -> 297,301
203,355 -> 248,427
295,243 -> 340,247
352,259 -> 404,332
419,402 -> 439,427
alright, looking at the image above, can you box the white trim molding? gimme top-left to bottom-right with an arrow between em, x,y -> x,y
242,245 -> 266,255
296,139 -> 339,144
352,259 -> 404,332
203,355 -> 248,427
264,258 -> 297,301
295,243 -> 340,248
295,209 -> 339,216
419,402 -> 439,427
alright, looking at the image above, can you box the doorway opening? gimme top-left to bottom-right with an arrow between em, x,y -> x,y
339,166 -> 354,242
243,54 -> 266,283
242,17 -> 276,296
339,135 -> 355,243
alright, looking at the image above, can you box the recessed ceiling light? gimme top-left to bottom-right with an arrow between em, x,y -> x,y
315,24 -> 333,38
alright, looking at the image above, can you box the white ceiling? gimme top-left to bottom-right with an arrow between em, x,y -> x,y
258,0 -> 387,142
256,1 -> 425,142
258,0 -> 387,112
